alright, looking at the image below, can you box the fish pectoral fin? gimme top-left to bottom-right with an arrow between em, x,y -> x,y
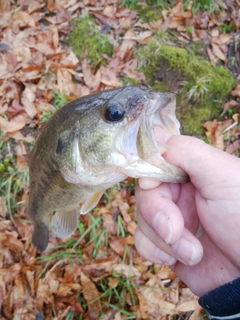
32,221 -> 49,252
80,191 -> 104,215
51,208 -> 79,239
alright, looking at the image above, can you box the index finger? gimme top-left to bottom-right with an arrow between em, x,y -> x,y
163,135 -> 240,198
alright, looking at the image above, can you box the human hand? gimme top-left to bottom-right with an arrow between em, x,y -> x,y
135,133 -> 240,296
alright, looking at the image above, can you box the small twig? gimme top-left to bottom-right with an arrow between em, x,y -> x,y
221,121 -> 238,134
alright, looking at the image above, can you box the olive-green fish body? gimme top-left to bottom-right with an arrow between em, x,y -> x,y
27,85 -> 189,251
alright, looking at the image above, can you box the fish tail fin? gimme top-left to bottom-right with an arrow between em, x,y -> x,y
51,208 -> 79,239
25,206 -> 49,252
32,222 -> 49,252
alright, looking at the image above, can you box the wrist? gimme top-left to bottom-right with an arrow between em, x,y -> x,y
199,277 -> 240,319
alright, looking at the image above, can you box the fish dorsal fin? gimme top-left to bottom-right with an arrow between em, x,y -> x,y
80,191 -> 104,215
51,208 -> 79,239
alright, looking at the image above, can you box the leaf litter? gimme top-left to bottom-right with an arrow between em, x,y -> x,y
0,0 -> 239,319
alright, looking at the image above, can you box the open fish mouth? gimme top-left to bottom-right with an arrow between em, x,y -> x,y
118,89 -> 190,183
142,90 -> 179,155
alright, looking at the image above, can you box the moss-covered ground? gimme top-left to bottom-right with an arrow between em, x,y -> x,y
136,33 -> 236,135
66,15 -> 114,67
67,8 -> 236,136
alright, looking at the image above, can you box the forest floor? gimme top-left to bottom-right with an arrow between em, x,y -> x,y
0,0 -> 239,319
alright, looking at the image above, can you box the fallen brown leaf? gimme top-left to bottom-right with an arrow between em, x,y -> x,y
49,24 -> 59,48
12,11 -> 35,28
125,30 -> 153,44
231,84 -> 240,97
99,65 -> 121,87
21,85 -> 37,119
222,100 -> 239,111
81,272 -> 101,319
225,139 -> 240,154
2,263 -> 21,283
203,119 -> 224,150
0,113 -> 30,133
207,47 -> 217,66
0,197 -> 7,219
112,264 -> 141,278
211,43 -> 226,62
175,299 -> 198,312
232,113 -> 240,122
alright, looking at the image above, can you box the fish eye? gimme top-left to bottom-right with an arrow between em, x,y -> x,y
104,104 -> 125,122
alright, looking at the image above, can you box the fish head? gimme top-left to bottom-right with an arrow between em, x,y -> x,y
57,85 -> 189,185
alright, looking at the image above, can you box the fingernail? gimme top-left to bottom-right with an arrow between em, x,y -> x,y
138,178 -> 161,190
153,211 -> 173,244
171,238 -> 197,266
154,247 -> 176,265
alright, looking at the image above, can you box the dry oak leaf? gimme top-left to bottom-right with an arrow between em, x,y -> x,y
112,263 -> 141,278
211,43 -> 226,62
57,283 -> 81,297
225,140 -> 240,155
124,30 -> 153,44
7,131 -> 35,142
12,11 -> 36,27
222,100 -> 238,111
21,85 -> 37,119
232,113 -> 240,122
49,24 -> 59,48
117,29 -> 136,60
0,197 -> 7,219
0,113 -> 30,133
3,230 -> 24,251
99,65 -> 121,87
138,287 -> 175,317
212,33 -> 231,45
57,68 -> 82,96
87,255 -> 120,273
0,0 -> 10,11
2,263 -> 22,283
203,119 -> 224,150
175,299 -> 199,312
231,84 -> 240,97
12,46 -> 32,65
110,238 -> 126,257
207,47 -> 217,66
28,1 -> 46,13
81,272 -> 101,319
82,59 -> 101,91
16,142 -> 28,172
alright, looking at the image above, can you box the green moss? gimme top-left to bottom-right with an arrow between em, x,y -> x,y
137,37 -> 236,136
66,15 -> 113,66
136,5 -> 160,22
121,0 -> 172,22
124,76 -> 139,85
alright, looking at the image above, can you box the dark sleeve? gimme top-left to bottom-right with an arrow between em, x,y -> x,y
199,277 -> 240,319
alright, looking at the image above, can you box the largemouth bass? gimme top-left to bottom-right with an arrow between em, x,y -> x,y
27,85 -> 189,252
